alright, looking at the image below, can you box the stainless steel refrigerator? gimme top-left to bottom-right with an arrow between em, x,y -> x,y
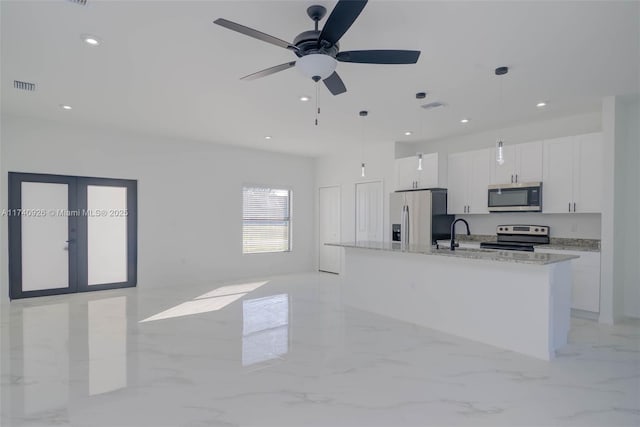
390,189 -> 454,247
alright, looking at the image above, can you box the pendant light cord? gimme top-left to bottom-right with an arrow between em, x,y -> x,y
361,114 -> 365,164
315,83 -> 320,126
499,73 -> 504,141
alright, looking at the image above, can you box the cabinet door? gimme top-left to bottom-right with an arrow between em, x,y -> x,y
468,149 -> 491,214
542,136 -> 575,213
417,152 -> 439,189
574,133 -> 603,213
447,153 -> 468,214
535,248 -> 600,312
395,157 -> 418,191
515,141 -> 543,183
490,144 -> 516,184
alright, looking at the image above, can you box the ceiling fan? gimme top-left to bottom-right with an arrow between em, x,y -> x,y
214,0 -> 420,95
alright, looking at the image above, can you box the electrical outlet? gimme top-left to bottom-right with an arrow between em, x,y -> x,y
571,223 -> 578,233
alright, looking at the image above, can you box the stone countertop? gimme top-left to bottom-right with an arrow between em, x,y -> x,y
452,235 -> 601,252
327,242 -> 579,265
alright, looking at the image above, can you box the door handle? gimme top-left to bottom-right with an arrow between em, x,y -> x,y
515,174 -> 518,183
568,202 -> 571,212
511,175 -> 513,183
573,202 -> 576,212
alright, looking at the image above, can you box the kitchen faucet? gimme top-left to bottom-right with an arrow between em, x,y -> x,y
450,219 -> 471,250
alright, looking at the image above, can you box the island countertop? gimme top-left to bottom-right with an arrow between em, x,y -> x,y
326,241 -> 579,265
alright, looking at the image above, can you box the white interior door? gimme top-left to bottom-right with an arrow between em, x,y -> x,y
319,186 -> 341,274
356,181 -> 384,243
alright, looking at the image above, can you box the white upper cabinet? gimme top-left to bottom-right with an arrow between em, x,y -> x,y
542,132 -> 603,213
395,153 -> 438,190
396,156 -> 417,191
447,153 -> 468,214
447,149 -> 490,214
491,140 -> 543,184
542,136 -> 575,213
574,133 -> 603,213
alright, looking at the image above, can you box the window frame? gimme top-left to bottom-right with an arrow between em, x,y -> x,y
241,185 -> 292,255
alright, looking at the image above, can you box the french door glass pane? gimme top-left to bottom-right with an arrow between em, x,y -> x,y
21,182 -> 69,291
87,186 -> 128,286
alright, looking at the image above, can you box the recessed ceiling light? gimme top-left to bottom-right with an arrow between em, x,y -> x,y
81,34 -> 101,46
299,96 -> 310,102
264,136 -> 272,140
404,131 -> 413,136
536,101 -> 547,108
460,118 -> 470,124
60,104 -> 73,110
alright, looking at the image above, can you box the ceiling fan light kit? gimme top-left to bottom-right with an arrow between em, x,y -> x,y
296,54 -> 337,80
214,0 -> 420,96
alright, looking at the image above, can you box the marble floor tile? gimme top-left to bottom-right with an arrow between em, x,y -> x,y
1,272 -> 638,426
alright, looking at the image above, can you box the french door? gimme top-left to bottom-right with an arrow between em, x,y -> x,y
8,173 -> 137,299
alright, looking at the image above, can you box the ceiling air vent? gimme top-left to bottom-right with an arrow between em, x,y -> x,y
67,0 -> 87,5
421,101 -> 446,110
14,80 -> 36,91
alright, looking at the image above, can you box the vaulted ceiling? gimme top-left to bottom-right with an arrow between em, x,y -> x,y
2,1 -> 638,156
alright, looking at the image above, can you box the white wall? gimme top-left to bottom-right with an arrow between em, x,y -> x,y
600,95 -> 639,322
453,213 -> 601,239
316,140 -> 396,271
613,96 -> 640,318
398,112 -> 602,239
0,115 -> 316,302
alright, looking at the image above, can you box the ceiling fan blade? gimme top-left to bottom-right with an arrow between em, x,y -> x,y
214,18 -> 298,52
323,71 -> 347,95
240,62 -> 296,81
319,0 -> 368,46
337,50 -> 421,64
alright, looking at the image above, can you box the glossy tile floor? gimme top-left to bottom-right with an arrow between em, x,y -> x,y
1,272 -> 639,427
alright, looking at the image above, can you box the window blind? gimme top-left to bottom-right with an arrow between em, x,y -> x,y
242,186 -> 291,254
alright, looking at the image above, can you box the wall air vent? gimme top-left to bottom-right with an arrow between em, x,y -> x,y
67,0 -> 87,5
421,102 -> 445,110
13,80 -> 36,91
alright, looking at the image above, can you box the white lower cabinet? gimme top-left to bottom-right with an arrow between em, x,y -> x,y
534,247 -> 600,312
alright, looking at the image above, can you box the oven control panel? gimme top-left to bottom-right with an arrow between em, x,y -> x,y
496,225 -> 549,236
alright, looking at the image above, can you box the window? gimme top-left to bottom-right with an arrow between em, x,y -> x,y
242,186 -> 291,254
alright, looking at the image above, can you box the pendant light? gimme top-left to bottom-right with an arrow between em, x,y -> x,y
415,92 -> 427,171
495,66 -> 509,165
359,110 -> 368,177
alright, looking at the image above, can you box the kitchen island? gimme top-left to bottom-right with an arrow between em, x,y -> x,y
327,242 -> 578,360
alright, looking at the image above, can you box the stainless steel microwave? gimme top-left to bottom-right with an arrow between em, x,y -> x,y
487,182 -> 542,212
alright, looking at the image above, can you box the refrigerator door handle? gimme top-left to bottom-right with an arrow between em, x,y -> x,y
401,205 -> 410,248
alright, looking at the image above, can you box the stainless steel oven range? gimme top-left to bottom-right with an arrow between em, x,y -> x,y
480,225 -> 550,252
